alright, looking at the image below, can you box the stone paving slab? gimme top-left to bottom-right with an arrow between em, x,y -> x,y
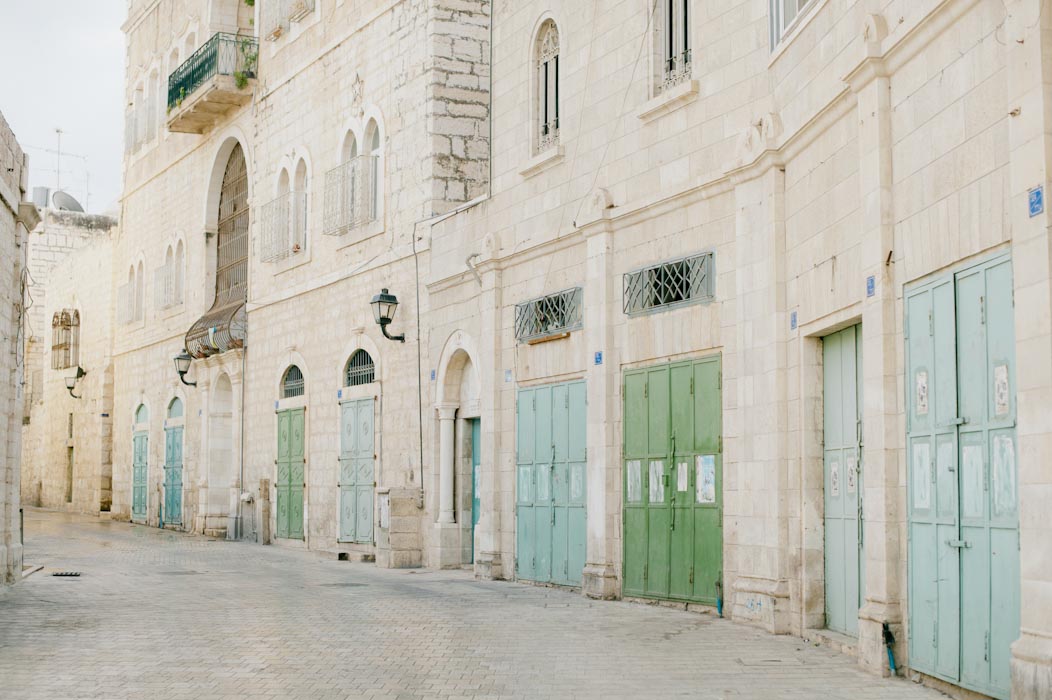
0,510 -> 948,699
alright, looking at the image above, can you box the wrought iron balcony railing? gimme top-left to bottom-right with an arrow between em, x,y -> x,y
623,251 -> 713,315
260,191 -> 308,262
322,155 -> 378,236
167,33 -> 258,111
515,287 -> 583,343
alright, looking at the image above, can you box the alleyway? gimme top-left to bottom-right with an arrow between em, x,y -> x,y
0,510 -> 945,700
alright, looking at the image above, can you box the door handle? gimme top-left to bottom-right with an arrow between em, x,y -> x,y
946,539 -> 971,548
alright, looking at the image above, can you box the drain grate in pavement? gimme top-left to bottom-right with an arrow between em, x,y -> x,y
51,571 -> 80,577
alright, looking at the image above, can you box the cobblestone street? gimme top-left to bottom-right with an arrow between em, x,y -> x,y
0,509 -> 948,700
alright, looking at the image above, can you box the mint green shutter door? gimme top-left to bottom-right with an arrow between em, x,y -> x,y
533,385 -> 553,582
338,401 -> 357,541
289,408 -> 305,540
692,357 -> 722,604
354,399 -> 374,542
551,383 -> 570,585
276,410 -> 291,539
623,371 -> 648,596
668,362 -> 694,600
907,253 -> 1018,700
516,389 -> 536,580
132,432 -> 148,521
164,427 -> 183,525
645,366 -> 671,599
823,325 -> 863,635
471,419 -> 481,563
566,381 -> 587,586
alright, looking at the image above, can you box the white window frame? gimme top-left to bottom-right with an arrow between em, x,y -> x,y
535,20 -> 560,154
661,0 -> 691,92
770,0 -> 816,49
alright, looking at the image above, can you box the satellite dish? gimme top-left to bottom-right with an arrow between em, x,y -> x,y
51,190 -> 84,212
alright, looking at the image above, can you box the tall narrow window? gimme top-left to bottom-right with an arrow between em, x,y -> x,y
69,311 -> 80,367
662,0 -> 691,91
770,0 -> 815,48
174,240 -> 185,304
536,21 -> 560,152
365,120 -> 382,222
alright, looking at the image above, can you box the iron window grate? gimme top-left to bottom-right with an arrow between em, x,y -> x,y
623,252 -> 714,315
345,350 -> 375,387
282,365 -> 305,398
514,287 -> 583,343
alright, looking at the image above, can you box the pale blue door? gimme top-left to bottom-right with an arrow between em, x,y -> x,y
515,381 -> 586,586
906,253 -> 1019,700
823,325 -> 863,636
164,427 -> 183,525
339,398 -> 374,543
132,432 -> 148,522
470,419 -> 481,563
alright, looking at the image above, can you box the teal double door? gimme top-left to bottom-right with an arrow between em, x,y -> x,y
132,432 -> 149,522
906,253 -> 1019,699
623,357 -> 722,604
339,398 -> 374,543
470,418 -> 481,563
163,427 -> 183,526
516,381 -> 587,586
276,408 -> 305,540
823,325 -> 864,635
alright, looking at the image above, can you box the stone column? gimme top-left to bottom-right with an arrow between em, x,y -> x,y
437,404 -> 457,524
846,40 -> 903,676
475,264 -> 503,580
228,367 -> 243,540
195,371 -> 211,534
581,218 -> 618,599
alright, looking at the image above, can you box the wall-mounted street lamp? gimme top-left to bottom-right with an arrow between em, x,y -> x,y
371,288 -> 405,343
65,366 -> 86,399
173,349 -> 197,387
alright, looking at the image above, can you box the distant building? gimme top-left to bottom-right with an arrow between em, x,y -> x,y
0,109 -> 40,585
20,206 -> 117,515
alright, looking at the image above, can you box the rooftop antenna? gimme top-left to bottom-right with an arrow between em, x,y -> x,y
54,127 -> 63,192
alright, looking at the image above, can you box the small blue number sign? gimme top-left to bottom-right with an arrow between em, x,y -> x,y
866,275 -> 875,298
1030,186 -> 1044,218
594,351 -> 603,366
790,311 -> 798,331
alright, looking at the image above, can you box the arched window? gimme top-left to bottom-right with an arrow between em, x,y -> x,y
535,21 -> 560,152
133,83 -> 146,151
147,70 -> 160,140
51,310 -> 74,369
344,350 -> 375,387
185,33 -> 196,58
135,261 -> 145,322
70,310 -> 80,367
293,158 -> 308,253
174,240 -> 185,304
160,245 -> 175,308
282,365 -> 305,398
168,397 -> 184,419
365,119 -> 382,222
135,403 -> 149,424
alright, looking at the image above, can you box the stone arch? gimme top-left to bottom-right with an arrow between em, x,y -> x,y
339,333 -> 382,388
206,372 -> 235,525
337,116 -> 364,163
436,330 -> 481,415
202,131 -> 252,235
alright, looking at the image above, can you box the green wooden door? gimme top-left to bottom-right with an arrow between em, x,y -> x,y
470,419 -> 481,563
623,356 -> 722,604
339,398 -> 374,543
516,381 -> 587,585
906,254 -> 1019,700
132,432 -> 148,522
277,408 -> 305,540
823,325 -> 864,636
164,427 -> 183,526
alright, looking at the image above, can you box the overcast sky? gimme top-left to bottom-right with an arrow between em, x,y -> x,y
0,1 -> 125,213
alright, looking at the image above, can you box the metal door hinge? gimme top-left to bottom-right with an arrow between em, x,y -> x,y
689,567 -> 694,584
644,383 -> 648,399
928,310 -> 934,336
946,539 -> 972,548
984,631 -> 989,662
718,436 -> 723,453
690,376 -> 694,395
643,563 -> 648,580
980,295 -> 985,325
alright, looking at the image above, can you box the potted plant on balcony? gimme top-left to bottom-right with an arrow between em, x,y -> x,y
233,39 -> 258,90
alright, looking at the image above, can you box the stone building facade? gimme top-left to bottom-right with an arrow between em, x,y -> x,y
20,209 -> 118,514
51,0 -> 1050,697
0,110 -> 39,585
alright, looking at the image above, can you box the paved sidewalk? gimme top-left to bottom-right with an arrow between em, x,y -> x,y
0,509 -> 946,700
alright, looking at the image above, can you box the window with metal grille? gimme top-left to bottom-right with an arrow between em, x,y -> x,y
515,287 -> 583,343
623,252 -> 713,315
660,0 -> 691,92
344,350 -> 376,387
536,21 -> 560,153
51,309 -> 79,369
282,365 -> 305,398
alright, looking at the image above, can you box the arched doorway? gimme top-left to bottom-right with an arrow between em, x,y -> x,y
276,365 -> 305,540
163,397 -> 185,527
132,403 -> 149,523
436,340 -> 482,568
339,350 -> 376,544
207,374 -> 233,533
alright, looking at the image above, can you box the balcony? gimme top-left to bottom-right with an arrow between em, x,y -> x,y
260,191 -> 308,263
166,33 -> 258,134
322,155 -> 378,236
